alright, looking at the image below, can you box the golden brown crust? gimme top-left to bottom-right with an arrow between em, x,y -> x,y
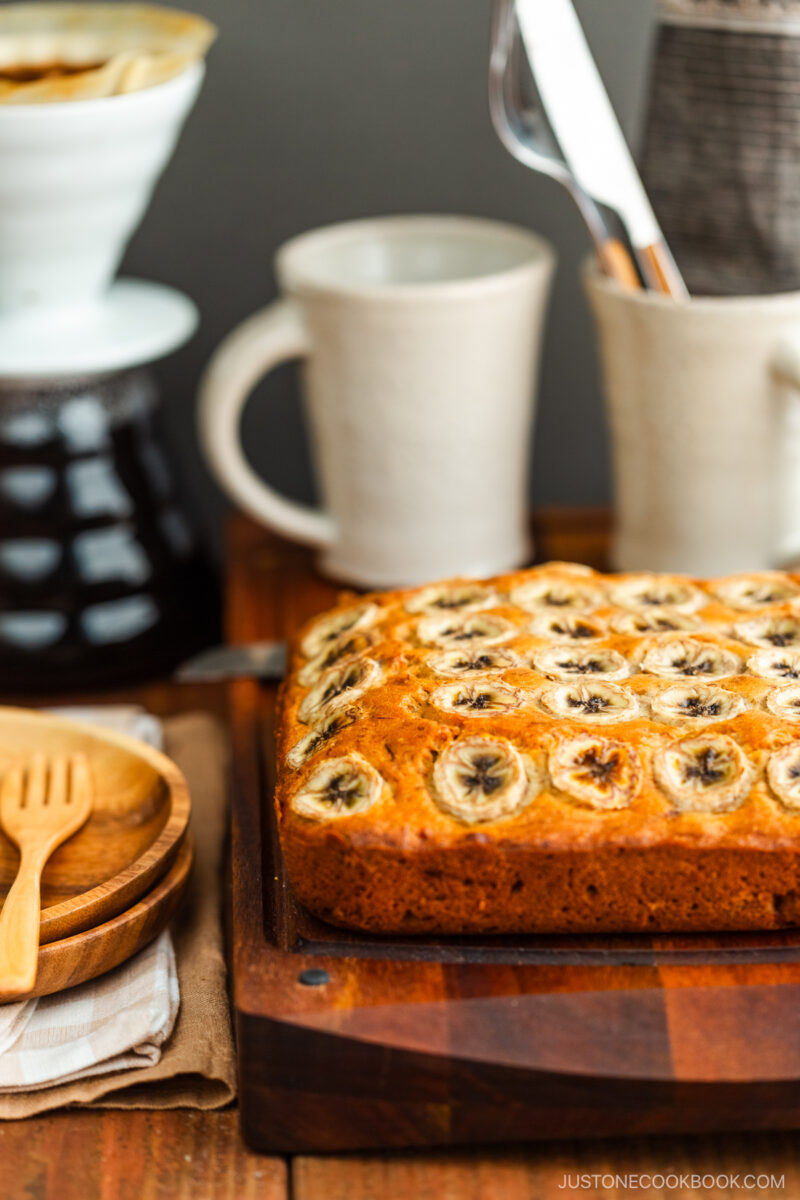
275,564 -> 800,934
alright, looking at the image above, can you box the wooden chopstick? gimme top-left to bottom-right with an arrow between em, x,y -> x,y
638,242 -> 690,300
596,237 -> 643,291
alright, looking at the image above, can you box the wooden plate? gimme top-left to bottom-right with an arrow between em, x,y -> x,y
0,836 -> 192,1002
0,706 -> 191,944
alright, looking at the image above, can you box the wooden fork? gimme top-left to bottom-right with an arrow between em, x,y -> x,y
0,755 -> 93,998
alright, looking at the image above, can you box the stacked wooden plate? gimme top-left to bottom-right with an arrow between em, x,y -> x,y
0,707 -> 192,1001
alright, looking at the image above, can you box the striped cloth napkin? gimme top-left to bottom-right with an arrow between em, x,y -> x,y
0,932 -> 178,1091
0,708 -> 179,1094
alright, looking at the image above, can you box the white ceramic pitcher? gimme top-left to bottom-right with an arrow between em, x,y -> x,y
199,216 -> 555,587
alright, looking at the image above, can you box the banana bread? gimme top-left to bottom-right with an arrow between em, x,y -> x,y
274,563 -> 800,934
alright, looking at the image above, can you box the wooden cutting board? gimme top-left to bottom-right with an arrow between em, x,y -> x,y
227,513 -> 800,1154
0,707 -> 190,943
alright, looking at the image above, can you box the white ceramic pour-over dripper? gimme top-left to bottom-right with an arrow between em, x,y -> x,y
0,63 -> 204,317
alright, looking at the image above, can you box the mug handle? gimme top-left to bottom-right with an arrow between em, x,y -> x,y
198,300 -> 337,547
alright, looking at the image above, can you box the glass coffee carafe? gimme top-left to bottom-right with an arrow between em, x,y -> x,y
0,366 -> 217,691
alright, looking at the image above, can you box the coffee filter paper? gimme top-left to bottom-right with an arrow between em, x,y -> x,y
0,3 -> 217,104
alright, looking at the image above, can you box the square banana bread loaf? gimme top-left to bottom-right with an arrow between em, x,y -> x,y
274,563 -> 800,934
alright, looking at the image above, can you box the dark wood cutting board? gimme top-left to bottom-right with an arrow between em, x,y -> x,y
226,513 -> 800,1154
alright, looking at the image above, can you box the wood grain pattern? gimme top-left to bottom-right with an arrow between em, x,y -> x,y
1,836 -> 192,1001
0,1111 -> 287,1200
293,1132 -> 799,1199
0,706 -> 191,943
227,514 -> 800,1153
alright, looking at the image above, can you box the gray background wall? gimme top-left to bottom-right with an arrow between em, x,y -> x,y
121,0 -> 658,553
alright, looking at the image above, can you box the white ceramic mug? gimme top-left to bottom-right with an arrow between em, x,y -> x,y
199,216 -> 555,587
585,264 -> 800,575
0,64 -> 204,316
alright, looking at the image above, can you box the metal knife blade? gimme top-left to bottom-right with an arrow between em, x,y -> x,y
175,641 -> 288,683
514,0 -> 687,296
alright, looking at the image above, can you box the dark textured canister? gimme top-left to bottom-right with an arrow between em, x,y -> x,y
640,0 -> 800,295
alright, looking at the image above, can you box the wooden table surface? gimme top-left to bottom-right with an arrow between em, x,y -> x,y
3,512 -> 800,1199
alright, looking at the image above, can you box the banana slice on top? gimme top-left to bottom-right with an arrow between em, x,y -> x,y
609,608 -> 700,636
650,684 -> 747,725
291,754 -> 384,820
766,684 -> 800,721
532,646 -> 629,681
735,614 -> 800,650
549,735 -> 641,810
767,743 -> 800,812
529,613 -> 606,642
540,681 -> 639,722
405,583 -> 498,615
301,603 -> 379,660
298,629 -> 374,687
416,612 -> 516,648
298,657 -> 382,724
427,646 -> 521,677
640,637 -> 741,680
530,561 -> 598,577
286,708 -> 357,770
713,573 -> 800,611
747,648 -> 800,682
432,681 -> 523,716
432,736 -> 534,823
610,575 -> 706,613
510,577 -> 604,614
653,735 -> 752,813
